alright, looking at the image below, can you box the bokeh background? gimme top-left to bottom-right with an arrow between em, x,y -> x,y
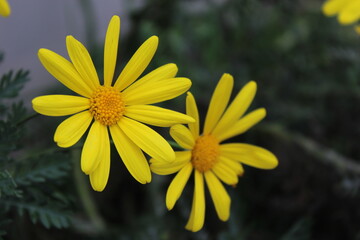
1,0 -> 360,239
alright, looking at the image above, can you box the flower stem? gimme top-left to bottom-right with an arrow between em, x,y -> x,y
72,148 -> 106,232
16,112 -> 39,126
168,140 -> 183,150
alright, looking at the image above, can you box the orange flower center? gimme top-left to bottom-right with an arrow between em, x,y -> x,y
89,86 -> 125,126
191,134 -> 220,172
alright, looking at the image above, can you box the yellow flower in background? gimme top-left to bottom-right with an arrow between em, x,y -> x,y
322,0 -> 360,31
32,15 -> 193,192
150,74 -> 278,232
0,0 -> 10,17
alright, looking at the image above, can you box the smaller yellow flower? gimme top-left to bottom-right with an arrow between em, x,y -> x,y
151,74 -> 278,232
0,0 -> 10,17
322,0 -> 360,26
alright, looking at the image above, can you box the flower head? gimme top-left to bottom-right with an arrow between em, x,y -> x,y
322,0 -> 360,31
32,15 -> 193,191
150,74 -> 278,232
0,0 -> 10,17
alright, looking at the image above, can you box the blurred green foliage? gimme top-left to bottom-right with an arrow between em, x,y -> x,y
1,0 -> 360,239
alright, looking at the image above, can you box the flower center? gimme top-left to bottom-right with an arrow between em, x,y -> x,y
89,86 -> 125,126
191,134 -> 220,172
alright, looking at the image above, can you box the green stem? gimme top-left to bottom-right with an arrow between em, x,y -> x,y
168,140 -> 183,150
16,112 -> 39,126
72,148 -> 106,232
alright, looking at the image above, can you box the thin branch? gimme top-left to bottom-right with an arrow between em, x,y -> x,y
258,123 -> 360,174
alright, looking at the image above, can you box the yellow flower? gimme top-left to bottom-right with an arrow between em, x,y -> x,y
32,15 -> 193,192
0,0 -> 10,17
322,0 -> 360,26
150,74 -> 278,232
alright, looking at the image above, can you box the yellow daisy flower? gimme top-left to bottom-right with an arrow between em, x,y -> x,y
322,0 -> 360,28
0,0 -> 10,17
32,15 -> 193,192
150,74 -> 278,232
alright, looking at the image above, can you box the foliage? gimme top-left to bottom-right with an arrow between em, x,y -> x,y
0,59 -> 73,237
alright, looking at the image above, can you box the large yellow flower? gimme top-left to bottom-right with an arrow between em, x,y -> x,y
32,15 -> 193,192
0,0 -> 10,17
322,0 -> 360,26
150,74 -> 278,232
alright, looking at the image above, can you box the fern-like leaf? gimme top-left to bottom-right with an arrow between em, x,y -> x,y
0,70 -> 29,99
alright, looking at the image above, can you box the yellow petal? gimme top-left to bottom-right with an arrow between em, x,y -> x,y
186,92 -> 200,138
166,162 -> 193,210
123,77 -> 191,105
185,170 -> 205,232
114,36 -> 158,91
89,130 -> 111,192
170,124 -> 195,150
32,95 -> 89,116
38,48 -> 93,97
104,15 -> 120,86
338,1 -> 360,25
204,171 -> 230,221
322,0 -> 351,16
219,155 -> 244,176
54,111 -> 93,148
125,105 -> 194,127
118,117 -> 175,162
66,35 -> 100,90
110,124 -> 151,184
81,122 -> 107,174
212,81 -> 257,137
212,160 -> 239,185
204,73 -> 234,134
216,108 -> 266,142
0,0 -> 10,17
220,143 -> 278,169
150,151 -> 191,175
121,63 -> 178,93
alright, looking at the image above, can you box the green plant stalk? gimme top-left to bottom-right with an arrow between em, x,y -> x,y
72,148 -> 105,232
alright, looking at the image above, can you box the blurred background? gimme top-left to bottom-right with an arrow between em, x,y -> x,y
0,0 -> 360,239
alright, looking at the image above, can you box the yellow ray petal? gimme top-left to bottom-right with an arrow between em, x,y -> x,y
185,170 -> 205,232
216,108 -> 266,142
118,117 -> 175,162
125,105 -> 194,127
204,73 -> 234,134
89,129 -> 111,191
104,15 -> 120,86
121,63 -> 178,93
123,77 -> 191,105
170,124 -> 195,150
322,0 -> 351,16
114,36 -> 158,91
66,35 -> 100,90
186,92 -> 200,138
219,155 -> 244,176
110,124 -> 151,184
338,1 -> 360,25
166,162 -> 193,210
212,81 -> 257,137
32,95 -> 89,116
38,48 -> 93,97
204,171 -> 231,221
54,111 -> 93,148
220,143 -> 278,169
150,151 -> 191,175
81,122 -> 107,174
212,160 -> 238,185
0,0 -> 10,17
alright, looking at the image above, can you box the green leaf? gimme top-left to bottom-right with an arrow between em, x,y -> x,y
0,70 -> 29,99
